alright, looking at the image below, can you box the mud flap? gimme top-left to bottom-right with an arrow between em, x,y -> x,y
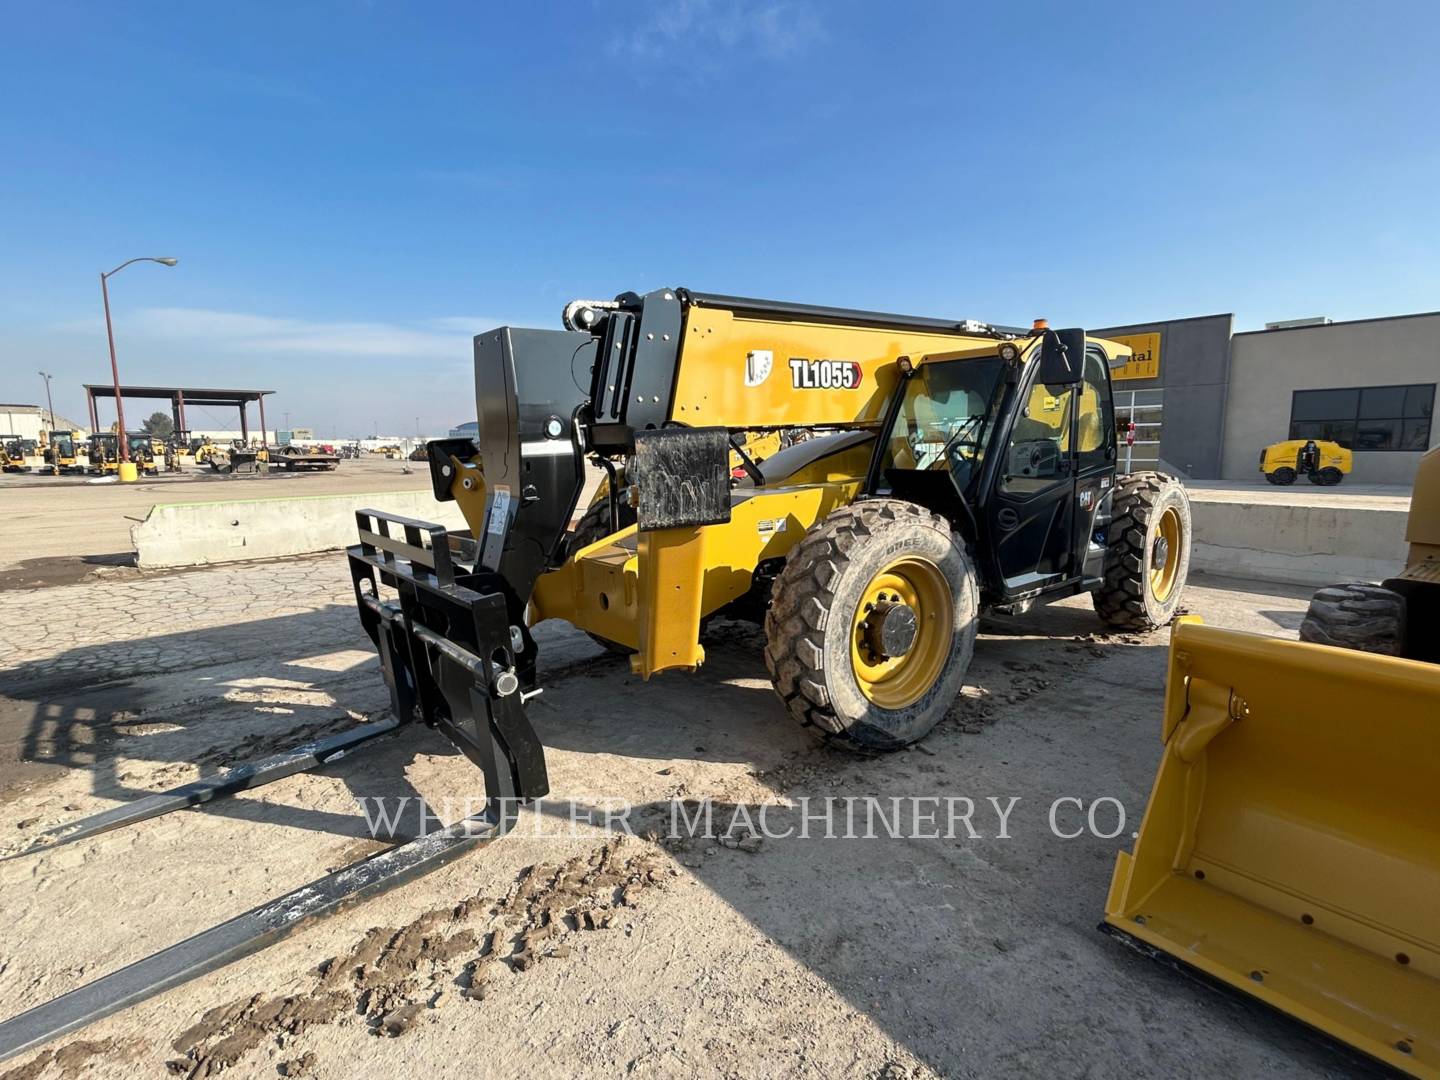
630,426 -> 731,530
1105,620 -> 1440,1076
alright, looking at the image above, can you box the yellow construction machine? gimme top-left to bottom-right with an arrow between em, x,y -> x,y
84,433 -> 120,475
409,291 -> 1191,753
1,436 -> 43,472
191,435 -> 220,465
1106,445 -> 1440,1077
84,429 -> 157,476
1260,437 -> 1351,486
0,288 -> 1195,1060
40,430 -> 83,475
205,442 -> 269,474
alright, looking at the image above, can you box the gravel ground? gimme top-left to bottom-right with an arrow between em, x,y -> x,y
0,554 -> 1371,1080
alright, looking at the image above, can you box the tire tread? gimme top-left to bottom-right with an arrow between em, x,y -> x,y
764,500 -> 964,752
1298,582 -> 1405,655
1093,471 -> 1188,631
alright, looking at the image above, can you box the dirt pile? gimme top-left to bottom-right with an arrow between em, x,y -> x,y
155,836 -> 672,1078
0,1038 -> 144,1080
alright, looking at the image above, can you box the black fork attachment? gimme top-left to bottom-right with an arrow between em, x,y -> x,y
0,513 -> 552,1065
348,508 -> 550,814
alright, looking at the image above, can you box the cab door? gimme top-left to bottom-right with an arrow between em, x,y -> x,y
983,371 -> 1079,597
1072,346 -> 1118,587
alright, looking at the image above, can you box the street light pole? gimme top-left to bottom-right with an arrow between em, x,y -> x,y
38,371 -> 56,435
100,256 -> 178,465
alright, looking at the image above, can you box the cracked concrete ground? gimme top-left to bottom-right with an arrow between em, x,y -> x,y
0,549 -> 1373,1079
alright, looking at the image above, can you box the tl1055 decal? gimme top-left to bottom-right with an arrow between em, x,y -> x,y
789,358 -> 863,390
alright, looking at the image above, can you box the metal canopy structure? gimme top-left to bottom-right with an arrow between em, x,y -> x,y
83,384 -> 276,445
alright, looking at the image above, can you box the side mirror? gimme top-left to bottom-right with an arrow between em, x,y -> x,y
1038,328 -> 1085,385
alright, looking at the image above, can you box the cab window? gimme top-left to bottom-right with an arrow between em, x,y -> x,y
1076,346 -> 1115,468
881,356 -> 1004,493
1000,379 -> 1073,495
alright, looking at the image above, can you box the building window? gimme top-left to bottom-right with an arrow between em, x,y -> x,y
1289,383 -> 1434,451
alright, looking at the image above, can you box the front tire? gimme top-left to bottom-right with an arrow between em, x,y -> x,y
1309,466 -> 1343,486
1093,472 -> 1192,631
1267,467 -> 1297,485
764,500 -> 977,752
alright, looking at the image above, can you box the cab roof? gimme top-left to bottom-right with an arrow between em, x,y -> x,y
917,334 -> 1133,367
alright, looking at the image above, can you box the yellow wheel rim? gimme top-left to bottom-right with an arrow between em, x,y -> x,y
1149,506 -> 1182,602
850,557 -> 954,709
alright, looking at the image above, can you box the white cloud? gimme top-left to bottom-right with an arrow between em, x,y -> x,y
117,307 -> 511,360
610,0 -> 823,66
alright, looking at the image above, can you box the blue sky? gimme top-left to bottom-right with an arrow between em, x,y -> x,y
2,1 -> 1437,435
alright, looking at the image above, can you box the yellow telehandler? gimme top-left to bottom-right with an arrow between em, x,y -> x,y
1106,445 -> 1440,1077
0,288 -> 1195,1060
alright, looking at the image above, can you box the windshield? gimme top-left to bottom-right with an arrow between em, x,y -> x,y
880,356 -> 1006,492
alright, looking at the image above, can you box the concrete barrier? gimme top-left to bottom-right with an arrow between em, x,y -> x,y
1189,497 -> 1409,587
132,490 -> 469,569
131,479 -> 1408,589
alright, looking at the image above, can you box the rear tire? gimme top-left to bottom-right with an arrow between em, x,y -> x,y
1093,472 -> 1192,631
1298,583 -> 1405,655
764,500 -> 977,753
570,488 -> 637,656
1309,466 -> 1343,486
1267,467 -> 1297,485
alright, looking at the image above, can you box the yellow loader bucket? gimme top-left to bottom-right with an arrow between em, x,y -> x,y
1105,620 -> 1440,1076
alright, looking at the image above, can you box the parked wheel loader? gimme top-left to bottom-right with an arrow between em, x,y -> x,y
0,289 -> 1193,1062
1105,445 -> 1440,1078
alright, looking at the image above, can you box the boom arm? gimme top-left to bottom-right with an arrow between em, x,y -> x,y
436,288 -> 1019,590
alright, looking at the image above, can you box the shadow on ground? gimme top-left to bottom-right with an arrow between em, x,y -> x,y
0,590 -> 1367,1077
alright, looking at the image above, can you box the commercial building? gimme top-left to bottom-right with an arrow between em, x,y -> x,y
0,404 -> 90,441
1093,314 -> 1234,479
1094,310 -> 1437,485
1222,313 -> 1438,484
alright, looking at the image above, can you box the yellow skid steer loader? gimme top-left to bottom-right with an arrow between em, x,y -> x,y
1107,446 -> 1440,1077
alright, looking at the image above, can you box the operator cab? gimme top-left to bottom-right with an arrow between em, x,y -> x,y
872,333 -> 1130,603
